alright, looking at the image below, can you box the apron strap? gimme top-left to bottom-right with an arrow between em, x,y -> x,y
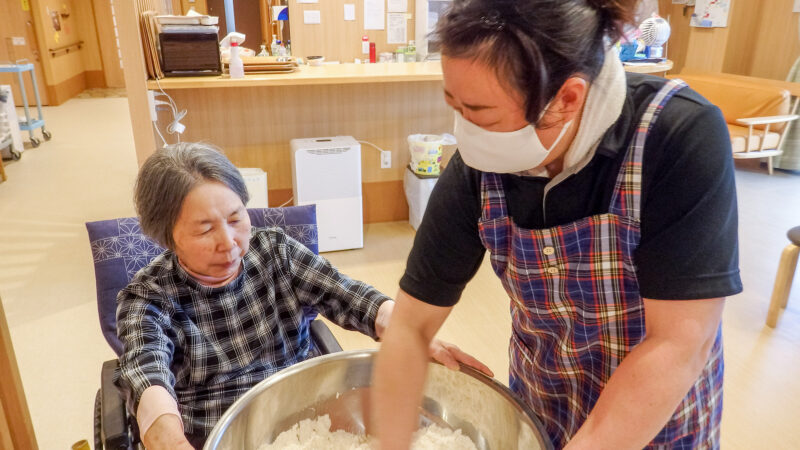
609,79 -> 687,220
479,172 -> 508,222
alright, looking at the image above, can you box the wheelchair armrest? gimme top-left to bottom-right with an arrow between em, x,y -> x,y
310,319 -> 343,354
101,359 -> 132,449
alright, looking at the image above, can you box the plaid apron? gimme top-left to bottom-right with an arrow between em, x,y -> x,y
477,80 -> 723,449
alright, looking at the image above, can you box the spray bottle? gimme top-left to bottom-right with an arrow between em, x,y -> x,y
221,32 -> 246,79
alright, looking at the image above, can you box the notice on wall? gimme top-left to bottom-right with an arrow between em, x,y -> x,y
387,13 -> 407,44
303,10 -> 321,24
344,3 -> 356,21
794,0 -> 800,12
364,0 -> 385,30
690,0 -> 730,27
297,0 -> 318,3
388,0 -> 408,13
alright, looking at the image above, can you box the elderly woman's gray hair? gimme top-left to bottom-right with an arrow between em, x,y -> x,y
134,142 -> 249,250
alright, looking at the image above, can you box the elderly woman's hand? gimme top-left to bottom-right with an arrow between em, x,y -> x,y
429,339 -> 494,377
143,414 -> 195,450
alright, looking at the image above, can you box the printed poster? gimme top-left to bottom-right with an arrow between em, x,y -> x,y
690,0 -> 730,28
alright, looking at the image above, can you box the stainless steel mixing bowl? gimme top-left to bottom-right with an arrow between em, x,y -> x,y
204,349 -> 551,449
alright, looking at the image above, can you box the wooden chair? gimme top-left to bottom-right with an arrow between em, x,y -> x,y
766,226 -> 800,327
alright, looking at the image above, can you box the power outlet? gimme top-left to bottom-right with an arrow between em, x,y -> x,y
380,150 -> 392,168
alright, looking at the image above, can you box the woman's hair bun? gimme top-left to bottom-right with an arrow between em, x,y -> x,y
585,0 -> 639,41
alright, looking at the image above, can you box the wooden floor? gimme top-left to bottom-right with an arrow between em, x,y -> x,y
0,97 -> 798,448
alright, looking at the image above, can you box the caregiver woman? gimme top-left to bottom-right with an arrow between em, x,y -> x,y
373,0 -> 742,448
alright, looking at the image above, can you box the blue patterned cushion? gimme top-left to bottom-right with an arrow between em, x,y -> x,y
86,205 -> 318,355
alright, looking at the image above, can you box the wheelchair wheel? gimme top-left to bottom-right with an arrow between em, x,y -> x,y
94,389 -> 104,450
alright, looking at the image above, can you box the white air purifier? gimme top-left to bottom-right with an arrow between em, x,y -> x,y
290,136 -> 363,252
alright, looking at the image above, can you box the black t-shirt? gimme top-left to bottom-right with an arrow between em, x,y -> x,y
400,73 -> 743,307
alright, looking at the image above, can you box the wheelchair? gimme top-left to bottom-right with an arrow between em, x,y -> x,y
86,205 -> 342,449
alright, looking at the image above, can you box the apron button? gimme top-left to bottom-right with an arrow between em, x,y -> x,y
547,266 -> 559,275
543,246 -> 555,255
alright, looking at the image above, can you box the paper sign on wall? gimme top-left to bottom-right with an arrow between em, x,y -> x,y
388,0 -> 408,13
303,10 -> 321,24
364,0 -> 385,30
344,4 -> 356,21
690,0 -> 730,27
794,0 -> 800,13
387,13 -> 407,44
297,0 -> 318,3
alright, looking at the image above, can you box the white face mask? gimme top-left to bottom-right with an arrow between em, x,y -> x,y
454,110 -> 573,173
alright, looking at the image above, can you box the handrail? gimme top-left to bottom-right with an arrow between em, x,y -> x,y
48,41 -> 84,58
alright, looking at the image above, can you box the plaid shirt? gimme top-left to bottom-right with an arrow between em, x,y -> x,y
115,228 -> 390,436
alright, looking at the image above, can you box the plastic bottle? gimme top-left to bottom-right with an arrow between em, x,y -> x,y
270,34 -> 279,56
257,43 -> 268,57
369,42 -> 376,63
362,35 -> 370,55
278,41 -> 287,56
229,42 -> 245,78
286,40 -> 292,56
406,40 -> 417,62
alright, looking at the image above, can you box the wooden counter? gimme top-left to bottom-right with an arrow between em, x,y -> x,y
148,59 -> 674,90
146,62 -> 445,89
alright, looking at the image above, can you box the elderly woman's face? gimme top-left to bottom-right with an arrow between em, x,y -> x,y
172,181 -> 252,279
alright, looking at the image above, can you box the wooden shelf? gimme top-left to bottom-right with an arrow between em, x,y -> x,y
146,61 -> 445,89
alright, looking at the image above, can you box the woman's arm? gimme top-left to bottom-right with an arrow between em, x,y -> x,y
565,297 -> 725,449
280,230 -> 391,339
371,289 -> 454,450
374,299 -> 493,375
143,414 -> 193,449
115,287 -> 183,446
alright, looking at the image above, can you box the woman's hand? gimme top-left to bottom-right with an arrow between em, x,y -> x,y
429,339 -> 494,377
142,414 -> 195,450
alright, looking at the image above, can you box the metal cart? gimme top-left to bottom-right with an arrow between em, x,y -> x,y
0,60 -> 52,149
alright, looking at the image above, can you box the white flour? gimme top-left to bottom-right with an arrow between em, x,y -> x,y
260,414 -> 478,450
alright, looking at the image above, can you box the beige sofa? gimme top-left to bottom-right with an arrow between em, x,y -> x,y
668,72 -> 799,174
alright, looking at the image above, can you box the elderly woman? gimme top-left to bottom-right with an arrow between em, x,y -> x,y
116,143 -> 488,449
